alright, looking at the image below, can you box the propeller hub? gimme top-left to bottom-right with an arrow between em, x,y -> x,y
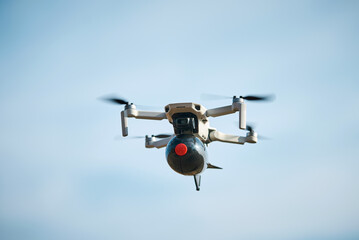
125,104 -> 136,110
232,96 -> 240,103
246,131 -> 257,137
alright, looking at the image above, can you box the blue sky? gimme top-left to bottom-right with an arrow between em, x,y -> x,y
1,1 -> 359,239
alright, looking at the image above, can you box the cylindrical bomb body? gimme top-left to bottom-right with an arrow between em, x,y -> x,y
165,135 -> 208,176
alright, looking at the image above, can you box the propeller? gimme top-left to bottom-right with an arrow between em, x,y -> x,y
246,124 -> 255,133
240,95 -> 274,101
101,95 -> 130,105
201,93 -> 275,102
246,124 -> 271,140
200,93 -> 232,100
101,95 -> 161,110
153,134 -> 173,138
115,133 -> 173,140
104,97 -> 129,105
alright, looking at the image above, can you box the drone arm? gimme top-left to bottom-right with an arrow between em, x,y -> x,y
121,108 -> 167,137
208,129 -> 257,145
205,105 -> 235,117
145,135 -> 174,149
126,109 -> 167,120
205,100 -> 246,130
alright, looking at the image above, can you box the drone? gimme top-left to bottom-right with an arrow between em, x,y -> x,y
104,94 -> 273,191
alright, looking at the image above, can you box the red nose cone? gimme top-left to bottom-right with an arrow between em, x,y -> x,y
175,143 -> 187,156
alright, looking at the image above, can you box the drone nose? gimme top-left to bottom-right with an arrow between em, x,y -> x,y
175,143 -> 187,156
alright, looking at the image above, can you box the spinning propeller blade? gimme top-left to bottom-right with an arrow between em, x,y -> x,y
201,93 -> 274,102
101,95 -> 160,110
200,93 -> 232,100
246,124 -> 254,132
154,134 -> 172,138
115,133 -> 172,140
102,96 -> 129,105
246,124 -> 271,140
240,95 -> 274,101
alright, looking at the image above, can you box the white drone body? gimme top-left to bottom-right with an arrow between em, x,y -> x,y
115,96 -> 260,191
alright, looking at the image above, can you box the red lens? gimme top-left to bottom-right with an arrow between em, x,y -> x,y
175,143 -> 187,156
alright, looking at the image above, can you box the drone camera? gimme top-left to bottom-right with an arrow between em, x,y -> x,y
172,113 -> 198,135
174,117 -> 196,130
